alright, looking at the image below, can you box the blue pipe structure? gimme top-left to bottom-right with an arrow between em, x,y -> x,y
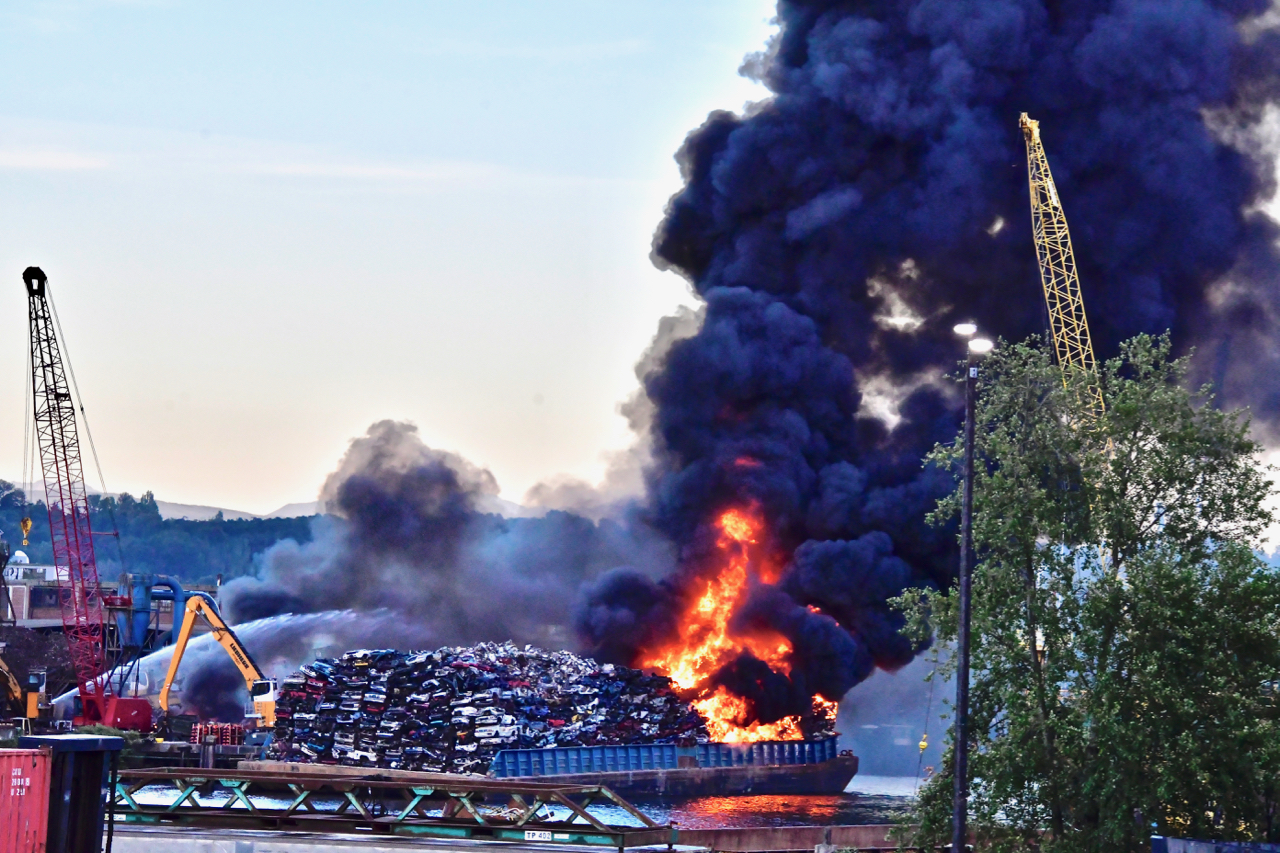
112,574 -> 153,652
147,575 -> 187,646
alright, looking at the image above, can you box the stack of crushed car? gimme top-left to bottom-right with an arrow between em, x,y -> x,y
270,642 -> 713,772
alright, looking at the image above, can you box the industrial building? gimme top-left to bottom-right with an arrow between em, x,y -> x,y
1,563 -> 219,633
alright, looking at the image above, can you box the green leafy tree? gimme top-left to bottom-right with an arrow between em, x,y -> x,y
0,481 -> 25,509
0,482 -> 54,564
87,492 -> 314,584
898,335 -> 1280,853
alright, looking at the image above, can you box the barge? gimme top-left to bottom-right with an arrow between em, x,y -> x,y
234,736 -> 857,797
487,736 -> 857,798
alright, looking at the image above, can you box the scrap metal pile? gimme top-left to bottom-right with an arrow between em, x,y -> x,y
270,642 -> 713,772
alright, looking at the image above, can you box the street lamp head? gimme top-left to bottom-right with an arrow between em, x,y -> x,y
953,322 -> 978,337
968,337 -> 994,355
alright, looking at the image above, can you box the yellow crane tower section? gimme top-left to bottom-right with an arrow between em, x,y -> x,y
1020,113 -> 1105,425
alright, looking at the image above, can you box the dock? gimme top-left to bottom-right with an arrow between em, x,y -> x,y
106,823 -> 904,852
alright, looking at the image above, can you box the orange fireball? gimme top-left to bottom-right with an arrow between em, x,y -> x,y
642,506 -> 835,742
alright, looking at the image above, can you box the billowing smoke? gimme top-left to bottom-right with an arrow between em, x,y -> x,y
221,421 -> 675,649
578,0 -> 1280,727
189,2 -> 1280,732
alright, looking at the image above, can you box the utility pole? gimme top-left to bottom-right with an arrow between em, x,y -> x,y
951,324 -> 992,853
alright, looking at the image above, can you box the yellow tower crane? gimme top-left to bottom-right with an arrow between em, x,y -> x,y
1019,113 -> 1106,425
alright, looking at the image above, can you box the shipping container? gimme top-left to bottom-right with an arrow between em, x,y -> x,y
490,735 -> 840,778
19,734 -> 123,853
0,748 -> 51,853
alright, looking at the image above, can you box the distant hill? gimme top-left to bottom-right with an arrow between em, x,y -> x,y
0,481 -> 540,586
154,501 -> 260,521
4,480 -> 322,523
5,480 -> 533,522
154,500 -> 321,521
156,496 -> 532,521
264,501 -> 321,519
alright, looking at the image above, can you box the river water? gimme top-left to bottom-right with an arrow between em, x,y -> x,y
628,776 -> 916,828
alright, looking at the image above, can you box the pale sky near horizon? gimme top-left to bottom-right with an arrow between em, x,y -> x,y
0,1 -> 777,515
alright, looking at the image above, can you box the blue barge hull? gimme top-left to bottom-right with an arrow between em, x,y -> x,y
490,737 -> 855,798
491,736 -> 840,777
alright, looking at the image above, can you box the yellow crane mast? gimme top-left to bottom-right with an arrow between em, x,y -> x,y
1020,113 -> 1105,425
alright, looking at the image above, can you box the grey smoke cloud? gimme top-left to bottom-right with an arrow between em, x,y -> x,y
221,420 -> 675,649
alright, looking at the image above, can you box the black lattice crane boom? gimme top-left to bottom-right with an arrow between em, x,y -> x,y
1020,113 -> 1106,425
23,267 -> 151,729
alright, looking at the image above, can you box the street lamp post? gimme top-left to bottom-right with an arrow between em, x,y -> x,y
951,325 -> 992,853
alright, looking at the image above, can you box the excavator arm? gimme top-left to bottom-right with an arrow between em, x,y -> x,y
0,652 -> 23,717
159,594 -> 276,725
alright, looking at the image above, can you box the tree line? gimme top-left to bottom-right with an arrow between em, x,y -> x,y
0,483 -> 314,585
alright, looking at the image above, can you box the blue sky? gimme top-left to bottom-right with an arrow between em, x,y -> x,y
0,1 -> 776,513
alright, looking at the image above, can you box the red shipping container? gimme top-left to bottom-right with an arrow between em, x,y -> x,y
0,748 -> 51,853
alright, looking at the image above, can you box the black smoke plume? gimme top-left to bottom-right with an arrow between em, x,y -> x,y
200,3 -> 1280,732
222,421 -> 674,648
578,0 -> 1280,727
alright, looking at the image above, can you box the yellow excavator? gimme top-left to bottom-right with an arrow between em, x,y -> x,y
0,643 -> 44,733
1,649 -> 27,717
159,594 -> 277,726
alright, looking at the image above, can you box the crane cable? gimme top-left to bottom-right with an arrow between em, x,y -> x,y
46,281 -> 142,696
45,283 -> 127,570
21,337 -> 34,545
914,647 -> 941,796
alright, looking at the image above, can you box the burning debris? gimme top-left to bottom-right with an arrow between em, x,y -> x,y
584,0 -> 1280,738
270,642 -> 835,773
640,506 -> 839,742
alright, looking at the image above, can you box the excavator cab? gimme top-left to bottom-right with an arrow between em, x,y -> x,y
23,668 -> 46,720
249,679 -> 277,721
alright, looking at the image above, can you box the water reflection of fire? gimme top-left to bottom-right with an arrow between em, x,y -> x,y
642,507 -> 836,742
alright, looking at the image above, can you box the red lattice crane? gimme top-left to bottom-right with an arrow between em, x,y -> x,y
24,267 -> 151,729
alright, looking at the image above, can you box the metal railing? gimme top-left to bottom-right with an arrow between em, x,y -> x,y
113,766 -> 673,849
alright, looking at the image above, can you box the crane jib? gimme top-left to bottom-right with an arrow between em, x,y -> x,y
23,266 -> 109,706
1018,115 -> 1106,426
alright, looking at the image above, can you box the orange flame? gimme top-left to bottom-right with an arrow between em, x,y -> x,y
642,506 -> 836,742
